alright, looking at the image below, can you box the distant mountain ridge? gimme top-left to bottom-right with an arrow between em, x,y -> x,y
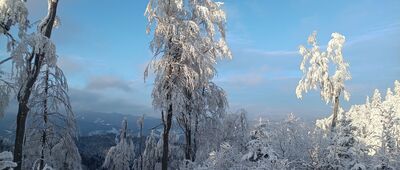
0,112 -> 161,137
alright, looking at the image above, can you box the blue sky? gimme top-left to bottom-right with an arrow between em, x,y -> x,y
6,0 -> 399,120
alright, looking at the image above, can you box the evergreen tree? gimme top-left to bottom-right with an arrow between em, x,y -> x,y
241,118 -> 289,169
142,130 -> 160,170
102,119 -> 135,170
325,111 -> 364,169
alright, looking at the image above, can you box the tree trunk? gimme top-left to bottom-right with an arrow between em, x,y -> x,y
13,1 -> 59,169
139,119 -> 143,170
162,105 -> 173,170
330,95 -> 340,132
192,114 -> 198,162
184,126 -> 191,161
182,103 -> 192,162
14,103 -> 29,170
14,54 -> 43,170
39,67 -> 49,170
181,88 -> 193,162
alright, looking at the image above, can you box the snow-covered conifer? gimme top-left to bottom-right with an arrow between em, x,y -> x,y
47,134 -> 82,170
142,130 -> 160,170
378,88 -> 399,169
241,118 -> 289,169
394,80 -> 400,97
199,142 -> 243,170
315,81 -> 400,169
102,119 -> 135,170
136,114 -> 145,170
371,89 -> 382,107
324,111 -> 364,169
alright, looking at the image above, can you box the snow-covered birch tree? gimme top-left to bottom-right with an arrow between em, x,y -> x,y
0,1 -> 79,169
177,81 -> 228,163
0,0 -> 28,116
144,0 -> 231,168
0,0 -> 29,169
22,63 -> 81,169
296,31 -> 351,131
192,102 -> 230,164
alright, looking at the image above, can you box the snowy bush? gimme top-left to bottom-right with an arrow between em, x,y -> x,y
0,151 -> 16,170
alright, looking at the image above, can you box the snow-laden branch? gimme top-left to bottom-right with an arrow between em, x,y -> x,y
296,32 -> 351,104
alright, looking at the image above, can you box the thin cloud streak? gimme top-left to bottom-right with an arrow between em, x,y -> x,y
347,22 -> 400,46
243,49 -> 298,57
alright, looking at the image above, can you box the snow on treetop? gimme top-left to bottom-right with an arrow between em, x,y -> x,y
296,31 -> 351,104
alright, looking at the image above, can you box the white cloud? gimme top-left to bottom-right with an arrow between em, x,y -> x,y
69,88 -> 154,116
85,75 -> 134,92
